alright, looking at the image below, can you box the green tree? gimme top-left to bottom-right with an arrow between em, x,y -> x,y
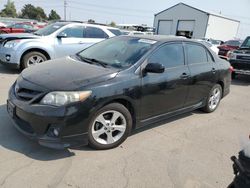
0,0 -> 17,18
109,21 -> 116,27
48,9 -> 61,20
21,4 -> 47,21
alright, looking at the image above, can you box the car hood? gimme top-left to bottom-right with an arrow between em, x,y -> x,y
0,33 -> 40,40
234,48 -> 250,54
21,56 -> 119,91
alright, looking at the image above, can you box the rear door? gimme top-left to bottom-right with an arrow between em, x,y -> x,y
140,42 -> 191,120
184,42 -> 218,107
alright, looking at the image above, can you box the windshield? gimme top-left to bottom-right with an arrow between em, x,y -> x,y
78,36 -> 156,68
34,23 -> 67,36
225,40 -> 241,46
241,37 -> 250,48
210,39 -> 222,45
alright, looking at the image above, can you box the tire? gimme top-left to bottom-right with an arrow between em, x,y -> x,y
202,84 -> 222,113
88,103 -> 132,150
21,51 -> 47,70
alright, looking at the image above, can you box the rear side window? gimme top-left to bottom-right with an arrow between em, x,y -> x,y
85,27 -> 109,38
185,43 -> 208,64
108,29 -> 122,36
149,43 -> 184,68
59,26 -> 83,38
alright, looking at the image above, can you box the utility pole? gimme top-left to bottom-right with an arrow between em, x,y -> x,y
64,0 -> 67,21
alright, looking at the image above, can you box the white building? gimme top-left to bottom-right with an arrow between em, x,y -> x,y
154,3 -> 240,41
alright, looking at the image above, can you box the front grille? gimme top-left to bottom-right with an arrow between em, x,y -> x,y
15,86 -> 42,101
231,61 -> 250,70
237,55 -> 250,61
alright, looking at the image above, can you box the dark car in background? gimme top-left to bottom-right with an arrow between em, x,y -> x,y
7,36 -> 231,150
228,36 -> 250,79
218,40 -> 242,60
0,22 -> 39,34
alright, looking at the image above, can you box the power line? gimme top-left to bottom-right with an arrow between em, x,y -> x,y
68,6 -> 152,19
68,0 -> 154,13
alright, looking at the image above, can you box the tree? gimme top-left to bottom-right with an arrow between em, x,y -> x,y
109,21 -> 116,27
0,0 -> 17,18
21,4 -> 47,21
88,19 -> 95,23
48,9 -> 61,20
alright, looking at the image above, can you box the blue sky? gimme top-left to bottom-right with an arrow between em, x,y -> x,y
1,0 -> 250,39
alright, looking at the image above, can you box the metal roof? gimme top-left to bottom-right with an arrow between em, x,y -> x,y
155,3 -> 240,23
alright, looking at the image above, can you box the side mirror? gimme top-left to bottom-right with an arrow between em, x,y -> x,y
144,63 -> 165,73
57,33 -> 67,38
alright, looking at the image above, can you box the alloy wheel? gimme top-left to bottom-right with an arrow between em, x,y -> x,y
27,55 -> 45,67
208,88 -> 221,110
91,110 -> 127,145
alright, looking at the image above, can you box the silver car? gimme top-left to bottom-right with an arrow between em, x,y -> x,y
0,22 -> 121,69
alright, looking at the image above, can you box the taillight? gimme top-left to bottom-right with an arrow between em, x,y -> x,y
229,66 -> 234,73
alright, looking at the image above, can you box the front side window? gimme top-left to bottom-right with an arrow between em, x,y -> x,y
185,43 -> 208,64
149,43 -> 184,68
85,27 -> 108,38
58,26 -> 83,38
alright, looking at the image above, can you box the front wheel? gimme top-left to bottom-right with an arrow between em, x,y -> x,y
21,51 -> 47,69
202,84 -> 222,113
88,103 -> 132,150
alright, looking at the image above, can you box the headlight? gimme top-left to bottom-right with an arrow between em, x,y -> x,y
227,51 -> 237,60
40,91 -> 92,106
4,40 -> 20,48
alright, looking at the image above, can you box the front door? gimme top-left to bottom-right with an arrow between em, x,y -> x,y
140,43 -> 191,121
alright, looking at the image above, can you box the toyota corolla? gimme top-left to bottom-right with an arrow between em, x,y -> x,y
7,36 -> 231,150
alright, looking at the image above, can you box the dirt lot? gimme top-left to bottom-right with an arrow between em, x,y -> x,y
0,64 -> 249,188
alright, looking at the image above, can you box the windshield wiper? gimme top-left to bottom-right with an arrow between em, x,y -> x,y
76,55 -> 108,68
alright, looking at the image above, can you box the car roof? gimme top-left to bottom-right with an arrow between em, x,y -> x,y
123,35 -> 195,43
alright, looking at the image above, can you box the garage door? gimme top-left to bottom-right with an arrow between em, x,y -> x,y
157,20 -> 173,35
177,20 -> 195,31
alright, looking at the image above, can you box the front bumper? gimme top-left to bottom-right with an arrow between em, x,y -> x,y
0,47 -> 20,69
7,85 -> 92,149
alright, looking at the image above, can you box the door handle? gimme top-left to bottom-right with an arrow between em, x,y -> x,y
180,73 -> 190,80
211,68 -> 216,74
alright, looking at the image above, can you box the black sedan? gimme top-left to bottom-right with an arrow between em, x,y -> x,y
7,35 -> 231,150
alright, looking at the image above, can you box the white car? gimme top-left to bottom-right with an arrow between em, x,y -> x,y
197,40 -> 219,54
0,22 -> 121,69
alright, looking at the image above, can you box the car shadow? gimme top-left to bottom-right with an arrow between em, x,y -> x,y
231,75 -> 250,86
0,104 -> 76,161
0,65 -> 20,74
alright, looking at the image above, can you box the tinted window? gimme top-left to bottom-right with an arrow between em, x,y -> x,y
186,44 -> 208,64
85,27 -> 108,38
59,26 -> 83,38
149,43 -> 184,68
225,40 -> 241,46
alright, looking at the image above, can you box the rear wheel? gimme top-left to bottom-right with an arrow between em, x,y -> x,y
21,51 -> 47,69
88,103 -> 132,150
202,84 -> 222,113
